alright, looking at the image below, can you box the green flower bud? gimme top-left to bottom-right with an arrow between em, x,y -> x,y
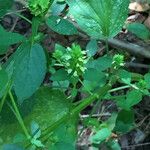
28,0 -> 50,16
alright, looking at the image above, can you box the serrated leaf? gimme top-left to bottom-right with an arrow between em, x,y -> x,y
67,0 -> 129,39
13,43 -> 46,102
114,109 -> 134,133
47,16 -> 78,35
0,25 -> 26,55
0,0 -> 13,18
127,23 -> 150,40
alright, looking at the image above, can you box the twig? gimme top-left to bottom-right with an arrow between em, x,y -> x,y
122,142 -> 150,149
80,113 -> 111,119
101,38 -> 150,59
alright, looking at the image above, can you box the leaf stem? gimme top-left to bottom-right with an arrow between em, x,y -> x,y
0,80 -> 12,113
109,85 -> 131,93
8,90 -> 31,140
13,12 -> 32,24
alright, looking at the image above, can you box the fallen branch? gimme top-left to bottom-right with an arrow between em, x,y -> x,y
105,38 -> 150,59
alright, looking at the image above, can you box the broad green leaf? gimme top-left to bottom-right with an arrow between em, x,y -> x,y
86,39 -> 98,57
144,73 -> 150,89
86,55 -> 112,71
82,68 -> 106,92
47,16 -> 78,35
0,68 -> 8,98
67,0 -> 129,39
14,43 -> 46,102
0,0 -> 13,18
51,69 -> 69,81
127,23 -> 150,40
52,80 -> 69,90
0,25 -> 26,55
116,90 -> 142,110
51,0 -> 66,15
114,109 -> 134,133
83,68 -> 106,82
0,87 -> 71,146
105,113 -> 118,131
90,128 -> 111,144
107,140 -> 121,150
118,69 -> 131,84
2,144 -> 24,150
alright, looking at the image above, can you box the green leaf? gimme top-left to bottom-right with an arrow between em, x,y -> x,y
0,25 -> 26,55
118,69 -> 131,84
127,23 -> 150,40
30,121 -> 41,139
144,73 -> 150,89
116,90 -> 142,110
107,140 -> 121,150
0,68 -> 8,98
90,128 -> 111,144
114,109 -> 134,133
2,144 -> 24,150
105,113 -> 118,131
82,68 -> 106,92
86,55 -> 112,71
0,0 -> 13,18
51,69 -> 69,81
0,87 -> 71,146
67,0 -> 129,39
51,0 -> 66,16
47,16 -> 78,35
13,43 -> 46,102
50,119 -> 78,150
86,39 -> 98,57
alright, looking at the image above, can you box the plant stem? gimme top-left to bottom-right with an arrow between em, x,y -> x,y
0,80 -> 12,113
105,38 -> 109,54
109,85 -> 131,93
39,84 -> 112,144
8,90 -> 31,140
13,12 -> 32,24
25,77 -> 116,148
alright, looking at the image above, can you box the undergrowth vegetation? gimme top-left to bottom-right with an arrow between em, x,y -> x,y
0,0 -> 150,150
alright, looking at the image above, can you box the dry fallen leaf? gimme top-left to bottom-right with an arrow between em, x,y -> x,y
129,2 -> 150,12
144,16 -> 150,29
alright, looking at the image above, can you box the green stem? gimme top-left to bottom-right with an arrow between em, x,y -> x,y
105,38 -> 109,54
0,80 -> 12,113
25,78 -> 116,148
8,91 -> 31,140
13,12 -> 32,24
37,84 -> 111,145
109,85 -> 131,93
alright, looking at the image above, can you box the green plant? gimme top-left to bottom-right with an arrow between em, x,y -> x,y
0,0 -> 150,150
